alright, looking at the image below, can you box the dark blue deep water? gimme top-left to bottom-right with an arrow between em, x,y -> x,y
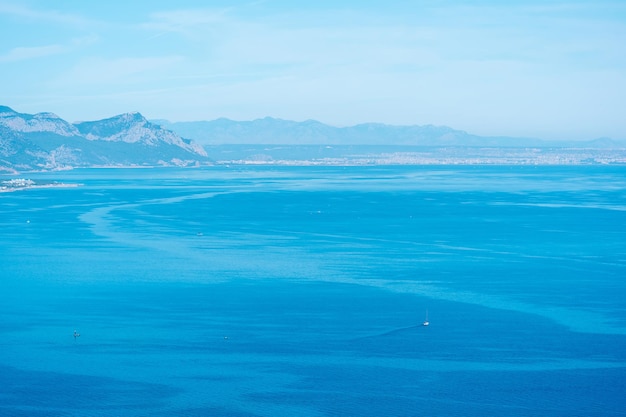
1,165 -> 625,416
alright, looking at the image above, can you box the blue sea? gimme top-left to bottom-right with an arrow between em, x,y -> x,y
1,165 -> 625,416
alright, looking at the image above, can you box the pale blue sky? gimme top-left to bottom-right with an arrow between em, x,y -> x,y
1,0 -> 624,140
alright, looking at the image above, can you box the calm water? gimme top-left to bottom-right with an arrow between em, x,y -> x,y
1,165 -> 625,416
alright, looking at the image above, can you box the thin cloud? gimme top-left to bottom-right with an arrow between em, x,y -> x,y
54,55 -> 185,86
0,44 -> 67,62
0,35 -> 99,63
141,8 -> 231,39
0,1 -> 94,27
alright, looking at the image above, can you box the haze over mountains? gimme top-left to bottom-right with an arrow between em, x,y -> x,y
1,105 -> 625,172
155,118 -> 624,148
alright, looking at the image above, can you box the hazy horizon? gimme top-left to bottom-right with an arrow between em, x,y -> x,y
1,1 -> 625,141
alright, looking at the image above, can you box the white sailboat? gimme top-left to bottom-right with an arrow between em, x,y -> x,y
422,310 -> 429,326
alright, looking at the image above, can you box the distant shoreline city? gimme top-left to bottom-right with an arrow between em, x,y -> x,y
206,145 -> 626,166
2,145 -> 626,177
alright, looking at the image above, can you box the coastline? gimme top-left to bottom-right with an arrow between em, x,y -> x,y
0,181 -> 81,193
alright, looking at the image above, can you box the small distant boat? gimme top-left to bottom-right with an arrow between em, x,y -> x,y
422,310 -> 429,326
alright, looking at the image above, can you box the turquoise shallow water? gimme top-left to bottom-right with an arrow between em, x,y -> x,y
1,165 -> 625,416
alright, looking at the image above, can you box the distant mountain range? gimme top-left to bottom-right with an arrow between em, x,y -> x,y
154,117 -> 625,148
0,106 -> 209,172
2,105 -> 624,173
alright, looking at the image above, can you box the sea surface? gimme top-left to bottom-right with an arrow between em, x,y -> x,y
1,165 -> 625,416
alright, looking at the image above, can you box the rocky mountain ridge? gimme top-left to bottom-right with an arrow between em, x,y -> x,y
0,106 -> 209,173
